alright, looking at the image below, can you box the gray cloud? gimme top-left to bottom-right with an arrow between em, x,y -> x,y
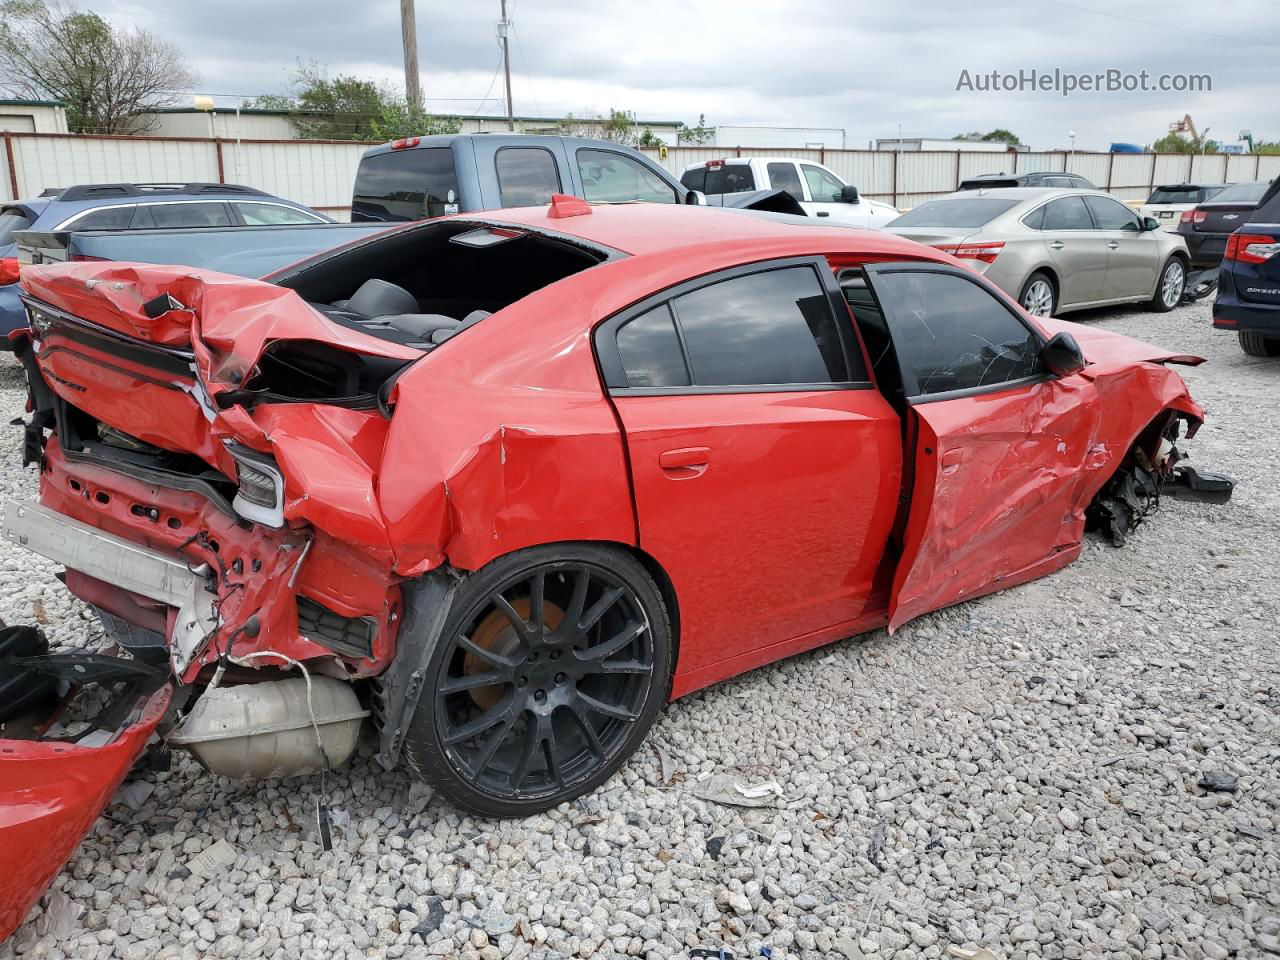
96,0 -> 1278,150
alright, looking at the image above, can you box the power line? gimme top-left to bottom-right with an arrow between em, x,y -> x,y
510,22 -> 543,118
1039,0 -> 1251,41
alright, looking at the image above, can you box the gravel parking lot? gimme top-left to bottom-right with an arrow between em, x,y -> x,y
2,299 -> 1278,960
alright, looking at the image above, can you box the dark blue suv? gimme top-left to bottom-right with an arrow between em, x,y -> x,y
0,182 -> 331,337
1213,179 -> 1280,356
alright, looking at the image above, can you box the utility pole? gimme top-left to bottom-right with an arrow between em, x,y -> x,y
499,0 -> 514,130
401,0 -> 422,112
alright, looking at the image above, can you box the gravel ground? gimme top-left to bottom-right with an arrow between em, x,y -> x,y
2,300 -> 1278,960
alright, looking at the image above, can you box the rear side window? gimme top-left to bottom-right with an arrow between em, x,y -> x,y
616,304 -> 690,387
1084,196 -> 1141,231
673,266 -> 850,386
236,202 -> 325,225
131,202 -> 233,228
1041,196 -> 1093,230
706,164 -> 754,194
871,269 -> 1041,396
766,162 -> 803,197
63,206 -> 135,230
0,207 -> 32,244
577,149 -> 677,203
680,168 -> 706,192
496,147 -> 562,206
352,147 -> 459,222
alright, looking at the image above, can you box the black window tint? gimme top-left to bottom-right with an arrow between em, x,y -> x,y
673,266 -> 850,386
0,208 -> 32,244
131,202 -> 232,228
577,149 -> 677,203
616,304 -> 690,387
889,198 -> 1018,228
680,168 -> 706,191
1041,195 -> 1093,230
705,164 -> 754,194
1084,195 -> 1140,231
67,206 -> 134,230
872,271 -> 1041,396
1021,204 -> 1046,230
352,147 -> 458,222
766,162 -> 803,196
496,147 -> 561,206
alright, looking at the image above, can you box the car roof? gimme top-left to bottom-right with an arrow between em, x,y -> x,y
13,185 -> 320,223
466,202 -> 932,260
932,187 -> 1108,203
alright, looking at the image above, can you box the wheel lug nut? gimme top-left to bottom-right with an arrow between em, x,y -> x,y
554,672 -> 566,684
517,677 -> 527,687
534,690 -> 546,701
550,650 -> 561,660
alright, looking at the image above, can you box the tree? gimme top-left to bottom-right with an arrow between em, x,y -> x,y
678,113 -> 713,145
244,61 -> 458,141
0,0 -> 197,134
954,128 -> 1021,147
1151,132 -> 1217,154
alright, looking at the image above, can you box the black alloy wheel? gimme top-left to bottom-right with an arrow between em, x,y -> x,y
403,544 -> 672,816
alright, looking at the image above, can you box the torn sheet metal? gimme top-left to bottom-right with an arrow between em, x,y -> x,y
0,678 -> 170,941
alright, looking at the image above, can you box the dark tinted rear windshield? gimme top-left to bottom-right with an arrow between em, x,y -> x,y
889,198 -> 1019,228
0,207 -> 33,245
1210,181 -> 1270,205
958,178 -> 1018,190
1148,186 -> 1204,204
352,148 -> 459,222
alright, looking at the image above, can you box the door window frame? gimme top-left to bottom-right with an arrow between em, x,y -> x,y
494,145 -> 564,207
860,261 -> 1053,405
574,147 -> 679,204
595,256 -> 873,396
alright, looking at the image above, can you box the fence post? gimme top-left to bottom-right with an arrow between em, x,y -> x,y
2,131 -> 17,201
955,150 -> 961,191
214,140 -> 226,183
1258,154 -> 1263,179
1148,155 -> 1157,194
1106,151 -> 1115,193
891,151 -> 898,208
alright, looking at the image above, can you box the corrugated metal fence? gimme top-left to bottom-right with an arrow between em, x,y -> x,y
3,131 -> 1279,215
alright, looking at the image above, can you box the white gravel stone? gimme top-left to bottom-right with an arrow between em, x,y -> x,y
2,301 -> 1279,960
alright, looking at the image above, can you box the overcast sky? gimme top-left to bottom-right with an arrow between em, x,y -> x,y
95,0 -> 1278,151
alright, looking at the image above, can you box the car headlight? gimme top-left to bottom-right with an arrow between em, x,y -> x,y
223,441 -> 285,528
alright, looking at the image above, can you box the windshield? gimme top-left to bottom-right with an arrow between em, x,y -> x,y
1210,181 -> 1270,204
889,198 -> 1018,228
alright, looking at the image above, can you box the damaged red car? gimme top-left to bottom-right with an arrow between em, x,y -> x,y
1,198 -> 1228,929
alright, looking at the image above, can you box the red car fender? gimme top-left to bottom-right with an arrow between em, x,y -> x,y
0,684 -> 170,941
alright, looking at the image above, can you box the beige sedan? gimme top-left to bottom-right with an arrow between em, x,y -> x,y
885,187 -> 1191,317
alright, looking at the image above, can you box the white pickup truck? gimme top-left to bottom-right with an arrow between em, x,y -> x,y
680,157 -> 899,228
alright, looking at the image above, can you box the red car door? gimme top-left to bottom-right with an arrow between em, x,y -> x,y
595,260 -> 902,687
858,262 -> 1103,630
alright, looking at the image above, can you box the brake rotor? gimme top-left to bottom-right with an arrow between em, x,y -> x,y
464,596 -> 564,710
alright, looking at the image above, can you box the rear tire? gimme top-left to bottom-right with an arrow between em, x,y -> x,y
1148,257 -> 1186,312
1238,331 -> 1280,357
1019,271 -> 1057,318
402,543 -> 673,817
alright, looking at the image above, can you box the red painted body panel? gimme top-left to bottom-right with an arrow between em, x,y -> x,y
612,390 -> 901,678
0,684 -> 170,941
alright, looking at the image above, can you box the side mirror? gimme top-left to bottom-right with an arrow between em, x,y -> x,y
1142,216 -> 1160,231
840,185 -> 860,203
1040,331 -> 1086,377
686,190 -> 707,206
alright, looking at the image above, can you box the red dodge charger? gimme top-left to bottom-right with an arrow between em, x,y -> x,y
1,197 -> 1219,933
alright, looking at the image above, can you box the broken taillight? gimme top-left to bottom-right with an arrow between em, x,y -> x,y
1224,233 -> 1280,265
933,241 -> 1005,263
0,257 -> 18,285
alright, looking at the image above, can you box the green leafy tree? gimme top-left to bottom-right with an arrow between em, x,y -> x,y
0,0 -> 197,133
1151,132 -> 1217,154
1251,141 -> 1280,155
678,113 -> 713,145
246,61 -> 459,141
954,128 -> 1021,146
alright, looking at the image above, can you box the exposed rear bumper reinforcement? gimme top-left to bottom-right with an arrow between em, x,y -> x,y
1,501 -> 218,672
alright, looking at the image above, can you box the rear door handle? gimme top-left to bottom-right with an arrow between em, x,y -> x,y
659,447 -> 710,470
1049,241 -> 1065,250
1107,240 -> 1120,249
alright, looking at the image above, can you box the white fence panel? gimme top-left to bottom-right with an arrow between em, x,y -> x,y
958,152 -> 1011,181
1225,154 -> 1259,183
897,152 -> 960,201
11,136 -> 218,199
1257,156 -> 1280,183
823,152 -> 895,200
1152,154 -> 1189,188
1066,153 -> 1110,185
1189,154 -> 1228,183
225,141 -> 367,215
1016,152 -> 1066,172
